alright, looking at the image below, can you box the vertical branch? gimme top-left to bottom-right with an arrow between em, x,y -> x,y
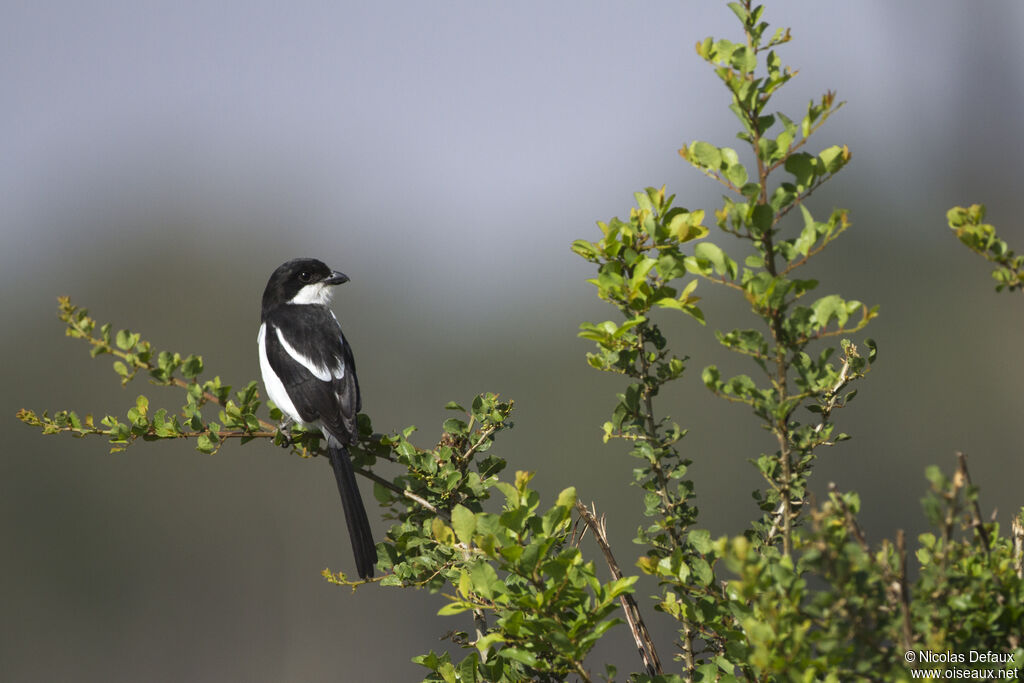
636,324 -> 685,549
574,500 -> 665,679
777,430 -> 793,557
941,467 -> 963,545
1012,512 -> 1024,580
956,452 -> 991,556
895,530 -> 914,653
741,8 -> 796,556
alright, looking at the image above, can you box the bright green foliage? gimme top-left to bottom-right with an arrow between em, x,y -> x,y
409,478 -> 634,682
25,299 -> 632,681
17,297 -> 269,455
914,464 -> 1024,659
574,183 -> 712,673
948,204 -> 1024,292
712,478 -> 1024,681
18,4 -> 1024,683
575,0 -> 879,675
573,184 -> 706,552
680,0 -> 876,555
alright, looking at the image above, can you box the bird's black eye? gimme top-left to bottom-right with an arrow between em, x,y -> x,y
298,271 -> 313,283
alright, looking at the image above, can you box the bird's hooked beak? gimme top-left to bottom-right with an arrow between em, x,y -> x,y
324,270 -> 350,286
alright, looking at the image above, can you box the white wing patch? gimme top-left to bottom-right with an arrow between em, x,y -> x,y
274,325 -> 344,381
257,323 -> 301,423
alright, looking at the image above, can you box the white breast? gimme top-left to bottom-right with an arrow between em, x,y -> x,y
257,322 -> 302,423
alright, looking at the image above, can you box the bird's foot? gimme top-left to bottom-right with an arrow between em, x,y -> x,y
275,417 -> 295,445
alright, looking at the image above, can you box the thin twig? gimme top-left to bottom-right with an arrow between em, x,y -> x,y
572,659 -> 594,683
355,467 -> 448,521
895,530 -> 913,652
574,500 -> 664,678
461,423 -> 499,465
828,482 -> 868,551
635,325 -> 685,550
765,349 -> 855,545
1012,513 -> 1024,580
955,452 -> 991,557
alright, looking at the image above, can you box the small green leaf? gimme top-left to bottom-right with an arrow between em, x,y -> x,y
784,152 -> 815,188
750,204 -> 774,234
689,528 -> 714,554
555,486 -> 576,509
474,632 -> 505,659
725,160 -> 748,187
690,141 -> 722,170
437,601 -> 477,616
819,144 -> 849,174
431,518 -> 455,545
451,505 -> 476,545
181,355 -> 204,379
499,648 -> 539,667
115,329 -> 134,350
694,242 -> 738,279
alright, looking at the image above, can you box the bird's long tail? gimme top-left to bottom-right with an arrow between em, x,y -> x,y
326,436 -> 376,579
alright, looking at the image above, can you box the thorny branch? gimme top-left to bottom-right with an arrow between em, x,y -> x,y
574,500 -> 664,679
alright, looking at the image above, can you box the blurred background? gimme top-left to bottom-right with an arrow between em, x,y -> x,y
4,2 -> 1023,680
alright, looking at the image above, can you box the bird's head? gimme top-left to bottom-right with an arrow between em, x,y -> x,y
262,258 -> 350,315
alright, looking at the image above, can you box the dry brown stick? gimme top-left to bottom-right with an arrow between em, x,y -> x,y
574,500 -> 663,678
955,452 -> 992,556
895,530 -> 914,652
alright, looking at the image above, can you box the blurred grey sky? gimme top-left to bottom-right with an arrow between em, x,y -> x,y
4,2 -> 1024,681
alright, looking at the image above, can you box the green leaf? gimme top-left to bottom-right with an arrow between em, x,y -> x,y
689,528 -> 714,554
431,518 -> 455,545
750,204 -> 774,235
794,205 -> 819,256
725,160 -> 748,187
693,242 -> 738,279
629,257 -> 657,292
437,601 -> 477,616
474,632 -> 505,659
115,329 -> 136,351
819,144 -> 849,174
690,141 -> 722,170
196,433 -> 218,454
784,152 -> 815,188
775,129 -> 794,157
666,210 -> 708,243
498,648 -> 539,668
181,355 -> 204,379
570,239 -> 600,262
555,486 -> 576,509
451,505 -> 476,545
727,1 -> 749,24
469,561 -> 504,600
811,294 -> 849,329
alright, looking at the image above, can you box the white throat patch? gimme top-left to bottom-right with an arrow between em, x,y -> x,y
289,282 -> 334,305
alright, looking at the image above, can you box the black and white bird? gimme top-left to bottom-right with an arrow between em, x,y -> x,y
257,258 -> 375,579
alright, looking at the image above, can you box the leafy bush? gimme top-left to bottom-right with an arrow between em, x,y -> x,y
19,2 -> 1024,681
